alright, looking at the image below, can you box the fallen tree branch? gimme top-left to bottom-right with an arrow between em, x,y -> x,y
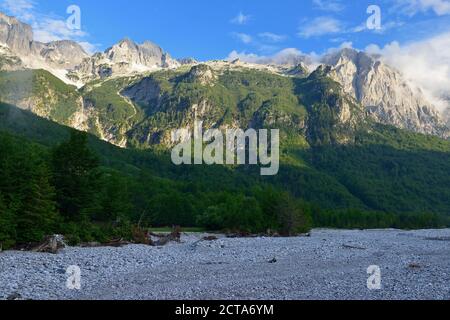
32,235 -> 66,254
148,226 -> 181,246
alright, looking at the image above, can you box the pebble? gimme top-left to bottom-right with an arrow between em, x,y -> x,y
0,229 -> 449,300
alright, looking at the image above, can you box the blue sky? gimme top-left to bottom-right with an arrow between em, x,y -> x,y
1,0 -> 449,60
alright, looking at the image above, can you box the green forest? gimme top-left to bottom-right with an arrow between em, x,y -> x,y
1,102 -> 449,249
0,129 -> 312,249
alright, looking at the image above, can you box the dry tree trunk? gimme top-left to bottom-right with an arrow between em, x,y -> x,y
32,235 -> 66,254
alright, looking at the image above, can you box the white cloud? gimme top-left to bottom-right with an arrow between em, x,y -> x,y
298,16 -> 343,38
393,0 -> 450,16
351,22 -> 367,33
375,21 -> 405,33
366,31 -> 450,111
312,0 -> 345,12
230,12 -> 251,25
33,18 -> 88,43
0,0 -> 96,53
227,41 -> 358,67
228,29 -> 450,116
351,20 -> 405,34
232,32 -> 253,44
258,32 -> 287,43
0,0 -> 35,20
333,41 -> 353,50
227,48 -> 312,65
227,51 -> 261,63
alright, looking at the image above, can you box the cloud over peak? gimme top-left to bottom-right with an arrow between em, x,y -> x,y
366,31 -> 450,111
227,48 -> 311,66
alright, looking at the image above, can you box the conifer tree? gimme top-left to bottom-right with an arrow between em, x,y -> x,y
0,194 -> 16,249
15,160 -> 58,243
51,131 -> 100,220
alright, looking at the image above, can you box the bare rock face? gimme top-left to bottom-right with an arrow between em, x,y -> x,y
285,62 -> 310,78
185,64 -> 217,85
0,10 -> 182,86
0,44 -> 23,71
444,108 -> 450,127
304,65 -> 366,146
178,57 -> 198,65
122,77 -> 162,110
68,52 -> 112,83
323,48 -> 449,138
0,12 -> 89,84
0,12 -> 182,85
38,40 -> 89,69
106,39 -> 160,67
0,12 -> 32,56
106,39 -> 173,68
69,38 -> 180,83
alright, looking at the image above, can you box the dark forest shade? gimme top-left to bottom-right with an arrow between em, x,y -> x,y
1,102 -> 449,249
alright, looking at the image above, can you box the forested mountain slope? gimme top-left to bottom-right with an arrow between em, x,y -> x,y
1,101 -> 449,248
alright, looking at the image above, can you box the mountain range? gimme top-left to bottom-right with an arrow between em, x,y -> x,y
0,11 -> 449,148
1,10 -> 450,243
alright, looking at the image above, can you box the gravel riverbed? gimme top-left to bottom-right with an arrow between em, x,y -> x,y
0,229 -> 449,300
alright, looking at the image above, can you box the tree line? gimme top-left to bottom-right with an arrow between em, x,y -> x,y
0,131 -> 312,249
1,129 -> 448,250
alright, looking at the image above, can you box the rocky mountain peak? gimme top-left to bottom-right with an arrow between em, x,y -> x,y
322,48 -> 449,138
116,37 -> 135,47
69,38 -> 179,83
0,11 -> 89,84
38,40 -> 89,69
141,40 -> 162,50
178,57 -> 198,65
0,12 -> 182,85
0,12 -> 33,55
309,65 -> 333,79
0,11 -> 449,140
106,38 -> 171,67
323,48 -> 359,65
285,62 -> 310,78
275,52 -> 312,67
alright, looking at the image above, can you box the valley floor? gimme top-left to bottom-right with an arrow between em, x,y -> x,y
0,229 -> 449,300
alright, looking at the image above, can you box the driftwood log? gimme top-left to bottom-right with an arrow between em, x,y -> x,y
202,235 -> 218,241
148,226 -> 181,246
32,235 -> 66,254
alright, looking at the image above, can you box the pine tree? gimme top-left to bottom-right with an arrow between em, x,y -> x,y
91,171 -> 132,224
0,194 -> 16,249
1,134 -> 59,244
51,131 -> 100,220
0,134 -> 16,248
15,160 -> 59,243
